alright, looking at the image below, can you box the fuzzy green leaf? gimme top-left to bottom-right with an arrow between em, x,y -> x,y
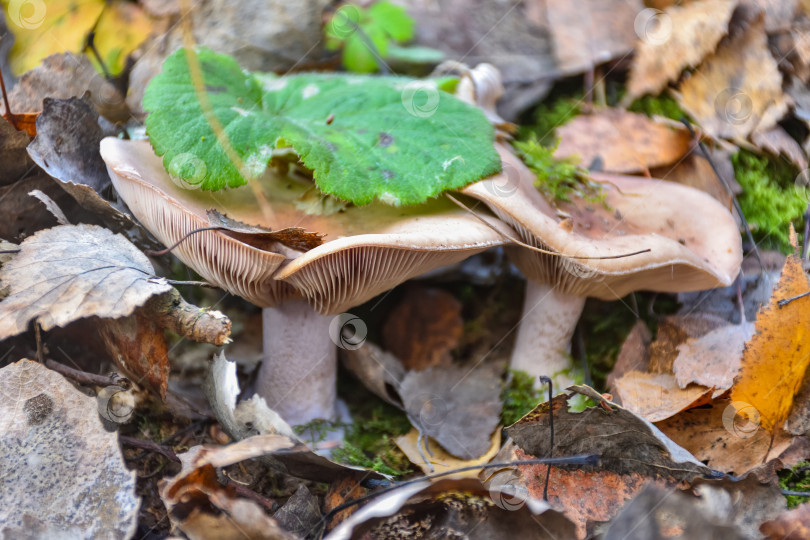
144,48 -> 500,205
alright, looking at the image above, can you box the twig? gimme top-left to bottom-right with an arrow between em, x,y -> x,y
120,435 -> 181,463
145,288 -> 232,346
45,359 -> 131,389
538,376 -> 554,501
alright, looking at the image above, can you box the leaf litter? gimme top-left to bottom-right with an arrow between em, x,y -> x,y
4,0 -> 810,537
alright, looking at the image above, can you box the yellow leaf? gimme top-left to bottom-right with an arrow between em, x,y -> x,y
4,0 -> 105,75
3,0 -> 151,76
731,235 -> 810,431
395,428 -> 501,477
92,1 -> 152,75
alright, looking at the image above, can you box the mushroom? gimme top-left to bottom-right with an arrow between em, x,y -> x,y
100,137 -> 515,426
462,143 -> 742,387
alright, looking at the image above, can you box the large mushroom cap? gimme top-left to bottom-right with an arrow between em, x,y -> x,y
101,137 -> 514,313
463,144 -> 743,300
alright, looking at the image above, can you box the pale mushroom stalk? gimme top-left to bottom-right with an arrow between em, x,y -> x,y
511,282 -> 585,387
259,299 -> 337,425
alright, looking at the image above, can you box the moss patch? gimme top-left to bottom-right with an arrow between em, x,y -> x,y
628,94 -> 686,122
780,461 -> 810,508
500,370 -> 543,426
732,150 -> 806,252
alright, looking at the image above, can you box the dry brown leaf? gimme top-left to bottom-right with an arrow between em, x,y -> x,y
613,371 -> 714,422
648,313 -> 730,373
656,398 -> 795,474
506,386 -> 711,480
323,477 -> 365,533
0,224 -> 173,339
761,502 -> 810,539
731,237 -> 810,431
399,365 -> 502,460
674,15 -> 788,140
383,285 -> 463,371
627,0 -> 738,99
673,322 -> 753,393
607,319 -> 652,392
751,126 -> 809,170
206,208 -> 324,252
98,309 -> 171,400
0,359 -> 139,538
544,0 -> 644,75
553,109 -> 691,173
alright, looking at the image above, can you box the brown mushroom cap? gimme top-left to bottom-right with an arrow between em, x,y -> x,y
101,138 -> 514,313
463,144 -> 743,299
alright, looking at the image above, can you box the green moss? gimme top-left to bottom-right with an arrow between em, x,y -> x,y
512,137 -> 605,204
732,150 -> 806,252
627,94 -> 686,122
779,461 -> 810,507
500,370 -> 543,426
332,404 -> 412,476
520,96 -> 581,146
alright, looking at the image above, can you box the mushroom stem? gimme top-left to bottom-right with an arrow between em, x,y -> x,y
258,298 -> 337,426
511,281 -> 585,389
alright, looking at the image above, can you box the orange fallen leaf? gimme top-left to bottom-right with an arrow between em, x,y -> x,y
554,108 -> 691,174
731,228 -> 810,431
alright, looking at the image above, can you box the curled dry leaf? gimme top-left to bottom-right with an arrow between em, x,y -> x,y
0,223 -> 173,339
160,442 -> 298,540
325,477 -> 576,540
674,15 -> 788,140
627,0 -> 737,99
400,365 -> 502,460
27,96 -> 110,194
339,340 -> 405,407
554,109 -> 692,173
27,96 -> 140,235
0,359 -> 138,539
731,238 -> 810,431
207,208 -> 324,252
612,371 -> 714,422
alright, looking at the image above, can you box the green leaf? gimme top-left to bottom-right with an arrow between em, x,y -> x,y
367,1 -> 414,42
144,48 -> 501,206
